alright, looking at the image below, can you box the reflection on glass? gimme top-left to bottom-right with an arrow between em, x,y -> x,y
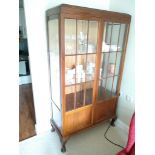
108,52 -> 116,76
98,76 -> 118,101
65,19 -> 76,55
48,19 -> 61,109
111,23 -> 121,45
112,76 -> 118,94
98,79 -> 106,101
76,84 -> 85,108
102,22 -> 124,52
109,52 -> 116,64
105,77 -> 113,96
118,24 -> 126,51
65,56 -> 76,85
102,22 -> 112,52
65,86 -> 75,111
115,52 -> 122,75
86,54 -> 96,81
100,53 -> 108,78
85,82 -> 93,105
88,21 -> 98,53
77,20 -> 88,54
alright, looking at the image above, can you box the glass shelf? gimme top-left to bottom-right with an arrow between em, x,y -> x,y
99,75 -> 119,80
65,79 -> 94,87
65,52 -> 96,56
101,50 -> 122,53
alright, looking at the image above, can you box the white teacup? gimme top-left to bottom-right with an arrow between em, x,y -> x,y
67,69 -> 74,79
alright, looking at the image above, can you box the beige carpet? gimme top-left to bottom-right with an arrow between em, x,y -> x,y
19,121 -> 128,155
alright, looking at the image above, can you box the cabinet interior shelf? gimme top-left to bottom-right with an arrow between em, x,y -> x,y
65,50 -> 122,56
65,52 -> 96,56
65,80 -> 94,87
102,50 -> 122,53
99,75 -> 119,80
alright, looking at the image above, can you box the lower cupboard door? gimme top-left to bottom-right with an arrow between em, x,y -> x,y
94,97 -> 117,123
64,105 -> 92,136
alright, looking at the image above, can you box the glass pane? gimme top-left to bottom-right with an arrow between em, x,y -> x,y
108,52 -> 116,76
102,22 -> 122,52
105,77 -> 113,97
76,84 -> 85,108
86,54 -> 96,81
65,19 -> 76,55
115,52 -> 122,75
65,56 -> 76,85
88,21 -> 98,53
112,76 -> 118,94
76,55 -> 86,83
98,79 -> 106,101
111,23 -> 121,47
102,22 -> 112,52
97,22 -> 127,102
48,19 -> 61,109
100,53 -> 109,78
85,82 -> 93,105
118,24 -> 127,51
65,86 -> 75,111
77,20 -> 88,54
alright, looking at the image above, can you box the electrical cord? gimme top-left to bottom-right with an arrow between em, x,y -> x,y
104,123 -> 125,149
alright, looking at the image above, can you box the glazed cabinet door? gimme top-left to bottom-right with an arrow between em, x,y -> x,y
64,19 -> 98,112
97,22 -> 128,102
94,21 -> 129,123
64,18 -> 99,135
47,17 -> 62,129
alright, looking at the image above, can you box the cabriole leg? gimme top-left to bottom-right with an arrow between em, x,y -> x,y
50,118 -> 55,132
110,117 -> 117,127
60,137 -> 68,153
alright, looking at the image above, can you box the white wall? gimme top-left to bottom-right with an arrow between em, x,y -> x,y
23,0 -> 51,134
23,0 -> 111,134
19,8 -> 27,38
109,0 -> 135,126
24,0 -> 134,134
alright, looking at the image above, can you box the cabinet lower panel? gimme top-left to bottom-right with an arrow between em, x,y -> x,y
64,105 -> 92,136
63,97 -> 117,136
94,97 -> 117,123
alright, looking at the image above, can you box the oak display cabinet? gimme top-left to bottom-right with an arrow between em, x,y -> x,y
46,4 -> 131,152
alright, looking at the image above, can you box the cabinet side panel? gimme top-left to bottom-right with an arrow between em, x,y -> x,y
48,19 -> 61,109
52,103 -> 62,129
47,18 -> 62,128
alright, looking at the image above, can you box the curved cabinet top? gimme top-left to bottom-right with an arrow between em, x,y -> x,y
46,4 -> 131,24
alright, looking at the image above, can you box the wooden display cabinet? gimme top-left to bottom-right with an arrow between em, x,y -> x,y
46,4 -> 131,152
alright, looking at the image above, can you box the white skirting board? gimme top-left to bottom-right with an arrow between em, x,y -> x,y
115,119 -> 129,136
